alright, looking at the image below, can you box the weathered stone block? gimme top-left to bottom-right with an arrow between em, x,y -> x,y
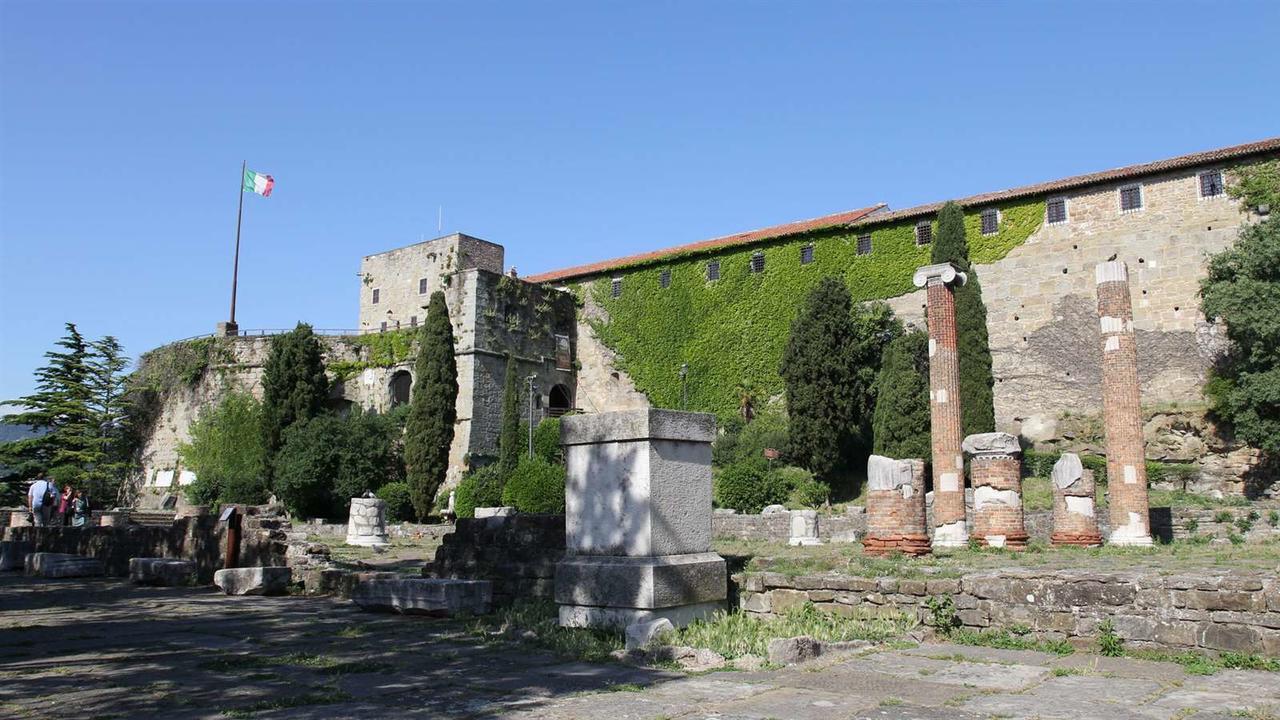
129,558 -> 197,586
555,553 -> 726,609
25,553 -> 104,578
352,578 -> 491,616
1200,622 -> 1263,653
213,566 -> 292,596
766,635 -> 821,665
0,541 -> 33,571
624,618 -> 674,650
769,589 -> 809,615
742,593 -> 771,613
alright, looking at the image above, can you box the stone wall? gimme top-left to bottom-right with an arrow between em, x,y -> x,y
426,514 -> 564,606
300,520 -> 454,541
712,511 -> 862,543
357,233 -> 504,333
737,568 -> 1280,657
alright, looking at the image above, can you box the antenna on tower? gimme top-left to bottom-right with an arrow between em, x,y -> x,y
438,206 -> 443,233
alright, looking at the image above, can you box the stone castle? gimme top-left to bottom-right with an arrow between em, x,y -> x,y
132,137 -> 1279,504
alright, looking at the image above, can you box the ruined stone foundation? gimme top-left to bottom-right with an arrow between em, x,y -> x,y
862,456 -> 931,557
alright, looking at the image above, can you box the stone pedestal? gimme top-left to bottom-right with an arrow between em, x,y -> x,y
555,409 -> 727,629
216,321 -> 239,337
963,433 -> 1028,550
913,263 -> 969,549
1050,453 -> 1103,547
788,510 -> 821,546
1096,261 -> 1153,547
345,498 -> 390,547
862,455 -> 931,557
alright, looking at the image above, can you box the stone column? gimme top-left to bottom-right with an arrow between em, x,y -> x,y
345,498 -> 390,548
963,433 -> 1027,550
913,262 -> 969,548
1050,453 -> 1102,547
1095,260 -> 1153,547
555,409 -> 727,629
862,455 -> 931,557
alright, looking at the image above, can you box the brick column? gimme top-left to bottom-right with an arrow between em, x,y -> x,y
1095,260 -> 1153,547
913,263 -> 968,549
1050,453 -> 1102,547
862,455 -> 931,557
963,432 -> 1027,549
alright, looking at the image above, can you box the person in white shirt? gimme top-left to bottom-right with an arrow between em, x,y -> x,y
27,477 -> 57,527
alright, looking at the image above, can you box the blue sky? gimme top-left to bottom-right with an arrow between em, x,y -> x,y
2,0 -> 1277,403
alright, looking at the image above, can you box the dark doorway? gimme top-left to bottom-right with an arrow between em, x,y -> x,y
548,384 -> 572,417
390,370 -> 412,407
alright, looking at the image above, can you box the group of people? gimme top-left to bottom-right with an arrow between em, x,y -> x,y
25,477 -> 89,527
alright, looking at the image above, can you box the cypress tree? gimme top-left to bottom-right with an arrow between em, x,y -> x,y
497,353 -> 521,477
780,277 -> 861,487
404,291 -> 458,519
930,201 -> 996,436
871,330 -> 932,462
261,323 -> 329,479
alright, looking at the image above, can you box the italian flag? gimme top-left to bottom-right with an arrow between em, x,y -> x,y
243,169 -> 274,197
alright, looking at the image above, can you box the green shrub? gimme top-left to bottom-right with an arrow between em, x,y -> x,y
713,411 -> 790,468
501,456 -> 566,514
272,410 -> 404,520
1269,510 -> 1279,527
1214,510 -> 1234,524
777,466 -> 828,508
376,482 -> 414,522
533,417 -> 563,464
179,393 -> 268,506
1098,619 -> 1124,657
714,461 -> 789,513
454,465 -> 504,519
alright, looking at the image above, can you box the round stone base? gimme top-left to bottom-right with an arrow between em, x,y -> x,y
976,533 -> 1028,550
1107,533 -> 1154,547
1051,532 -> 1102,548
345,534 -> 390,548
862,534 -> 932,557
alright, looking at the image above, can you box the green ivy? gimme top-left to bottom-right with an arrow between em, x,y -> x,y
328,329 -> 417,381
586,199 -> 1044,417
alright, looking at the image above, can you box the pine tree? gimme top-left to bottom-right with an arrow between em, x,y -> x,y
260,323 -> 329,480
930,201 -> 996,436
1,323 -> 98,497
497,353 -> 521,477
86,335 -> 132,503
404,291 -> 458,520
780,277 -> 862,487
871,330 -> 932,462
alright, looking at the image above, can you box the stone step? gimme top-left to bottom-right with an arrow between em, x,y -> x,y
0,540 -> 34,571
213,566 -> 293,596
130,510 -> 177,528
352,578 -> 491,616
129,558 -> 198,586
26,552 -> 105,578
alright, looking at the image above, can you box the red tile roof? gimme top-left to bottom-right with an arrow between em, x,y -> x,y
528,137 -> 1280,284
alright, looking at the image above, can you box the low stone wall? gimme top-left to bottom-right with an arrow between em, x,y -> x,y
300,520 -> 454,542
712,511 -> 862,543
5,512 -> 288,584
737,568 -> 1280,657
426,514 -> 563,606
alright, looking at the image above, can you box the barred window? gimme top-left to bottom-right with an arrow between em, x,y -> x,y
750,252 -> 765,274
372,288 -> 380,304
418,277 -> 429,294
707,261 -> 720,281
1199,170 -> 1224,198
1046,197 -> 1068,225
980,208 -> 999,236
659,268 -> 671,288
800,245 -> 815,265
856,234 -> 872,255
1120,184 -> 1143,212
915,221 -> 932,245
610,277 -> 622,298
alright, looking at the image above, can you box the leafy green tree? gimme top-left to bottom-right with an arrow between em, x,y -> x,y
1200,213 -> 1280,454
713,460 -> 789,514
179,393 -> 268,506
1,323 -> 97,496
453,465 -> 503,519
376,481 -> 415,522
404,291 -> 458,519
872,329 -> 932,462
1227,160 -> 1280,213
780,279 -> 899,489
272,409 -> 404,519
930,201 -> 996,436
712,409 -> 790,468
260,323 -> 329,479
498,354 -> 521,476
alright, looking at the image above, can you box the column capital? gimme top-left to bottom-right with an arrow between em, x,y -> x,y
1095,259 -> 1129,284
912,262 -> 968,289
962,432 -> 1021,458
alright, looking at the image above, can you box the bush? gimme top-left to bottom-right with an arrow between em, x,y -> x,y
714,461 -> 788,514
376,481 -> 414,522
273,410 -> 404,520
713,411 -> 789,468
533,417 -> 563,464
501,456 -> 566,514
775,465 -> 828,508
179,393 -> 268,506
454,465 -> 504,519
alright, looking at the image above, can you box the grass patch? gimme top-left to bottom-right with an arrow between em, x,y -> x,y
947,628 -> 1074,656
199,652 -> 392,676
670,602 -> 917,659
1052,666 -> 1086,676
221,687 -> 352,717
470,599 -> 624,663
1123,649 -> 1280,675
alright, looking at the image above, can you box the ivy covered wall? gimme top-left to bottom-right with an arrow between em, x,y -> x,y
584,198 -> 1045,418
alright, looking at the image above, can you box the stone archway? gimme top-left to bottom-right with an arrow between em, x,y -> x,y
548,384 -> 572,417
389,370 -> 412,408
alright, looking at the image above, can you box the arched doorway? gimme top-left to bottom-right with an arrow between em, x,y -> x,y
389,370 -> 412,408
548,384 -> 572,417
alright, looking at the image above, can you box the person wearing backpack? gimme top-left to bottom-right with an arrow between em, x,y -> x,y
26,477 -> 58,527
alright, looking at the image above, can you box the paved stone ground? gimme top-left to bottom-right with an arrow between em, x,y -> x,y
2,575 -> 1279,719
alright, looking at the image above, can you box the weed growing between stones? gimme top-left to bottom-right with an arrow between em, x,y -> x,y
925,595 -> 961,635
471,599 -> 624,663
670,602 -> 916,659
1123,649 -> 1280,675
946,628 -> 1074,656
1097,619 -> 1124,657
221,686 -> 352,718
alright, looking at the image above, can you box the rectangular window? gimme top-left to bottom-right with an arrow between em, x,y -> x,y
1199,169 -> 1224,198
418,278 -> 429,294
410,316 -> 417,327
750,252 -> 765,274
610,277 -> 622,298
380,321 -> 387,332
372,288 -> 380,304
707,261 -> 720,281
915,221 -> 932,246
800,245 -> 815,265
659,269 -> 671,288
1046,197 -> 1068,225
1119,184 -> 1143,212
856,234 -> 872,255
980,208 -> 999,236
